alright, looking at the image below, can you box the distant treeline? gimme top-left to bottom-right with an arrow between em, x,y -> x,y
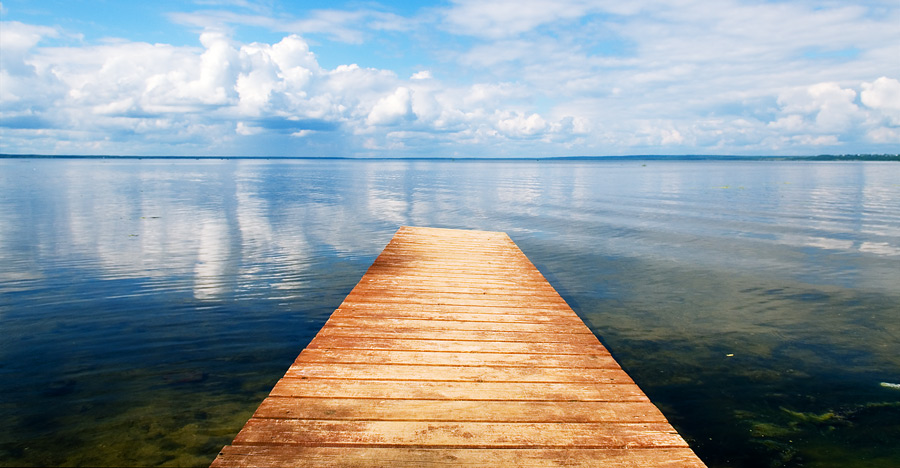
803,154 -> 900,161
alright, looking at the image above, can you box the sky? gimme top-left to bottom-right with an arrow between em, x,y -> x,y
1,0 -> 898,157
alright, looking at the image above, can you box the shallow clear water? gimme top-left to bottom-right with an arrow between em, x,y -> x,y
1,158 -> 898,467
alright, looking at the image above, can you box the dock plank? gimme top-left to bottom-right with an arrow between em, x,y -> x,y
314,325 -> 598,343
324,316 -> 593,330
334,303 -> 580,318
268,380 -> 651,401
231,420 -> 689,448
252,398 -> 668,422
282,363 -> 634,383
214,446 -> 704,468
211,226 -> 706,467
293,349 -> 620,368
305,336 -> 609,354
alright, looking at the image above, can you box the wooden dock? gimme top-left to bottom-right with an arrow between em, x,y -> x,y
211,226 -> 706,467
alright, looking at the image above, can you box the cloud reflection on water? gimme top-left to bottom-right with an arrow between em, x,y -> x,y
2,159 -> 898,303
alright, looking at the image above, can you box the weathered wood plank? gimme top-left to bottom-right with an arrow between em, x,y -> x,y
292,349 -> 619,368
306,336 -> 609,354
231,419 -> 689,448
340,296 -> 572,309
268,379 -> 651,401
360,266 -> 550,281
326,315 -> 592,330
212,446 -> 706,468
357,273 -> 561,287
314,325 -> 598,343
331,307 -> 587,324
348,283 -> 566,298
334,303 -> 582,318
252,398 -> 668,423
282,363 -> 634,383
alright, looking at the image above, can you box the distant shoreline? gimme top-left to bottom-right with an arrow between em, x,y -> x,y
1,153 -> 898,161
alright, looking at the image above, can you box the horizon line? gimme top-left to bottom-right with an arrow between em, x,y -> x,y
1,153 -> 898,161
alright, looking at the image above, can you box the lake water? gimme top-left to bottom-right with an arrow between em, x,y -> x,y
1,158 -> 898,467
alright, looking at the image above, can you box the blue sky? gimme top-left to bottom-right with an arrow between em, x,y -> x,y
1,0 -> 898,157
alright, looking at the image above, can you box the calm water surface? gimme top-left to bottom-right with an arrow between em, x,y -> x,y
1,158 -> 898,467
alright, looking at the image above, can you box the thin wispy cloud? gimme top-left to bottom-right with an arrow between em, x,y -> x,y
0,0 -> 897,156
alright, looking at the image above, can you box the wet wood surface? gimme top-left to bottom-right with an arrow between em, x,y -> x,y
211,226 -> 706,467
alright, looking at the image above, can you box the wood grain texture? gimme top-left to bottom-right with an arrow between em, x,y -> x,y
214,446 -> 705,468
211,226 -> 706,467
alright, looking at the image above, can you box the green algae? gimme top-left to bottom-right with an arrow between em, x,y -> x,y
780,408 -> 842,425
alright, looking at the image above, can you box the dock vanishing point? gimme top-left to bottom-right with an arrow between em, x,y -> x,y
211,226 -> 706,467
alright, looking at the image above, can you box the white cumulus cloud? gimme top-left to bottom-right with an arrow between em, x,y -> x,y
773,82 -> 862,134
367,87 -> 414,126
861,77 -> 900,125
496,112 -> 547,138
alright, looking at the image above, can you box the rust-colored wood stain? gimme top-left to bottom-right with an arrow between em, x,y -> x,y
211,226 -> 706,467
